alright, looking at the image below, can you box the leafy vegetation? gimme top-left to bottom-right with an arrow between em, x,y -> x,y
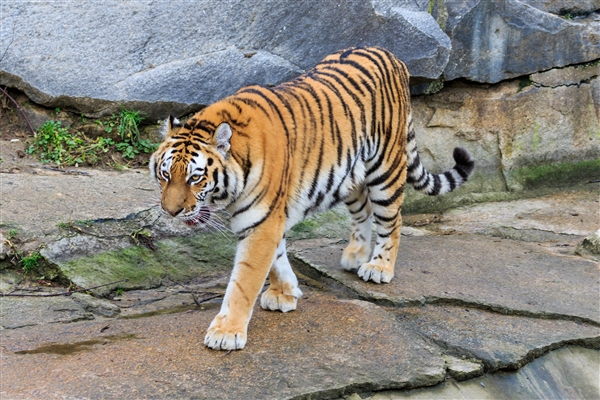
26,108 -> 158,167
21,252 -> 42,274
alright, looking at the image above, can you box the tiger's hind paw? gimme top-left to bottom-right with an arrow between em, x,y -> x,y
341,243 -> 371,271
260,285 -> 302,312
357,262 -> 394,284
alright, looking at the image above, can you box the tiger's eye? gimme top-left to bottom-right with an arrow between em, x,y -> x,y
191,174 -> 201,181
162,171 -> 170,179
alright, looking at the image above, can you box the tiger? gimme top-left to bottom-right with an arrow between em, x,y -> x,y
149,46 -> 474,351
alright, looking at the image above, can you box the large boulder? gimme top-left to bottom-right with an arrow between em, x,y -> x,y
0,0 -> 449,118
410,69 -> 600,196
441,0 -> 600,83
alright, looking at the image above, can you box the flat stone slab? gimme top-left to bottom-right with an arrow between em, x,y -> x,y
370,346 -> 600,400
0,168 -> 158,236
0,295 -> 93,329
398,305 -> 600,371
439,189 -> 599,240
0,292 -> 446,399
293,234 -> 599,324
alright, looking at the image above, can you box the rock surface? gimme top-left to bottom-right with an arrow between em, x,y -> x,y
2,0 -> 598,116
0,0 -> 449,117
442,0 -> 600,83
1,164 -> 599,398
1,292 -> 448,399
294,234 -> 599,324
370,346 -> 600,400
409,75 -> 599,202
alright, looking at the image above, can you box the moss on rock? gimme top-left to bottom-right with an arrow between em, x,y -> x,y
58,232 -> 237,295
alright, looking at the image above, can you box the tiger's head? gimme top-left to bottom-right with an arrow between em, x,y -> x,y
149,114 -> 240,227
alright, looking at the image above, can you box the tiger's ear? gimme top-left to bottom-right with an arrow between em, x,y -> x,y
215,123 -> 232,156
160,114 -> 182,139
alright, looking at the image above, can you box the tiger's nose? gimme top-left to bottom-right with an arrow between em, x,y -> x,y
165,207 -> 184,217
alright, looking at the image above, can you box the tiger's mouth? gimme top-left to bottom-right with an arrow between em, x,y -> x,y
183,206 -> 211,226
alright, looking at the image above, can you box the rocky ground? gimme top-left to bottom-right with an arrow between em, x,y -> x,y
0,152 -> 599,399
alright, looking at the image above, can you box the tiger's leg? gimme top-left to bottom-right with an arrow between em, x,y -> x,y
341,184 -> 374,271
204,219 -> 283,350
357,172 -> 405,284
260,237 -> 303,312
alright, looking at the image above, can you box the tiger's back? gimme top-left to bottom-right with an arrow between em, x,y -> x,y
150,47 -> 474,351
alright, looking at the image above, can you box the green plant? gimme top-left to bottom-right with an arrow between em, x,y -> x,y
7,229 -> 18,240
115,287 -> 124,297
21,252 -> 42,274
26,121 -> 83,165
27,121 -> 117,166
518,78 -> 533,92
118,108 -> 144,145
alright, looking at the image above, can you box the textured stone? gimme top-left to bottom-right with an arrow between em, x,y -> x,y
524,0 -> 600,15
0,293 -> 447,399
399,305 -> 600,371
442,355 -> 484,381
293,234 -> 600,323
370,346 -> 600,400
581,229 -> 600,254
0,296 -> 93,329
409,76 -> 600,200
71,293 -> 121,317
531,62 -> 600,87
577,229 -> 600,261
440,188 -> 599,241
0,0 -> 449,118
442,0 -> 600,83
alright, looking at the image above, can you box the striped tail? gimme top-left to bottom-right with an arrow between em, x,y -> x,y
405,115 -> 475,196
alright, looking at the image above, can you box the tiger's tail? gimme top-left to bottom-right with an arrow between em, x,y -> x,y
405,114 -> 475,196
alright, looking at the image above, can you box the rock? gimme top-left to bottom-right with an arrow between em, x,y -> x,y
531,62 -> 600,87
442,355 -> 484,381
524,0 -> 599,16
0,232 -> 6,261
371,346 -> 600,400
440,189 -> 599,242
0,270 -> 22,293
401,305 -> 600,371
0,296 -> 93,329
0,292 -> 448,399
442,0 -> 600,83
293,234 -> 600,323
77,123 -> 108,139
48,232 -> 236,296
580,229 -> 600,254
0,0 -> 449,119
576,229 -> 600,261
408,75 -> 599,209
71,293 -> 121,317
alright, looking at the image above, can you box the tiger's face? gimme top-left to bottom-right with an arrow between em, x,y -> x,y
149,115 -> 235,227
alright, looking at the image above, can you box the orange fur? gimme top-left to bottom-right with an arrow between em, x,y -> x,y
150,47 -> 474,350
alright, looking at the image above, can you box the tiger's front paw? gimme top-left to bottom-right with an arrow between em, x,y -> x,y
204,313 -> 247,350
357,262 -> 394,284
260,285 -> 302,312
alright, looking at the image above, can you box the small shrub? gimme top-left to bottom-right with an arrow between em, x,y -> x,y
21,252 -> 42,274
27,108 -> 158,167
27,121 -> 82,165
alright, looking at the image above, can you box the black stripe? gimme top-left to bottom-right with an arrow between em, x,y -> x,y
371,183 -> 405,206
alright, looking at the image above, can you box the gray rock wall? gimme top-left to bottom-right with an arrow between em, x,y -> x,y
0,0 -> 449,116
2,0 -> 597,115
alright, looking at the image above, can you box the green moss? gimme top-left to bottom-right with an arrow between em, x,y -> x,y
58,232 -> 237,295
288,209 -> 351,240
510,159 -> 600,190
